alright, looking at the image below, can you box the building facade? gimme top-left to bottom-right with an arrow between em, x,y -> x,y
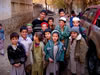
0,0 -> 33,33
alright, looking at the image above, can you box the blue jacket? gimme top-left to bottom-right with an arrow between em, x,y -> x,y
70,16 -> 74,28
45,40 -> 65,62
0,29 -> 5,40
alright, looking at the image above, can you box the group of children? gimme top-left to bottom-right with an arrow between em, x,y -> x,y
0,9 -> 88,75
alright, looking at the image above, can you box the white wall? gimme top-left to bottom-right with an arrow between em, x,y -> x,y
0,0 -> 11,20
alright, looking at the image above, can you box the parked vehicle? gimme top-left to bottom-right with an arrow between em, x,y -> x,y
80,5 -> 100,75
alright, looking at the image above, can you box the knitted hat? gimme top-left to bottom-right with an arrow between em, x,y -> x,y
41,22 -> 48,27
52,30 -> 60,36
26,23 -> 32,26
72,17 -> 80,21
59,17 -> 66,23
71,27 -> 79,34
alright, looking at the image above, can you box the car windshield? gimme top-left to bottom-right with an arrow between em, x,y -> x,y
87,8 -> 97,23
96,16 -> 100,27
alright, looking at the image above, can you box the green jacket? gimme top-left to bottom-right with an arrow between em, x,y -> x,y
45,40 -> 65,62
55,25 -> 70,49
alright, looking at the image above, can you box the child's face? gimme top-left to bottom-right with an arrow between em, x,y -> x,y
73,21 -> 80,27
59,21 -> 65,28
11,37 -> 18,45
71,32 -> 78,39
20,30 -> 28,39
34,34 -> 39,42
27,26 -> 32,34
42,25 -> 48,31
45,32 -> 51,40
59,12 -> 65,17
52,33 -> 59,43
48,20 -> 53,26
40,12 -> 46,20
0,26 -> 2,30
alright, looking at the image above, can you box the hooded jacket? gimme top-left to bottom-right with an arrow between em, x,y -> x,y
66,34 -> 88,63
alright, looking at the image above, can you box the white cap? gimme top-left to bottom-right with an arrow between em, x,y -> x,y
59,17 -> 66,22
72,17 -> 80,21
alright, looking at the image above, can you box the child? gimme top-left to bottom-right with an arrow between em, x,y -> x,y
26,23 -> 33,41
41,22 -> 48,32
7,32 -> 26,75
19,26 -> 33,75
48,17 -> 55,31
45,30 -> 65,75
43,29 -> 51,45
59,9 -> 66,17
31,32 -> 44,75
72,17 -> 86,40
0,24 -> 5,55
55,17 -> 70,50
66,27 -> 88,75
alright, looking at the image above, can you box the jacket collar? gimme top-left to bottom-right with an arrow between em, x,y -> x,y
69,34 -> 82,40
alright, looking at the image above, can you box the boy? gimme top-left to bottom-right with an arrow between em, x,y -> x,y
19,26 -> 32,75
45,30 -> 65,75
26,23 -> 33,41
41,22 -> 49,35
0,24 -> 5,55
70,10 -> 76,28
43,29 -> 51,45
72,17 -> 86,40
41,22 -> 48,32
66,27 -> 88,75
59,9 -> 66,17
7,32 -> 26,75
55,17 -> 70,50
32,10 -> 47,35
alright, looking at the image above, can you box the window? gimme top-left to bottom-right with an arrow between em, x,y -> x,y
81,8 -> 90,20
96,16 -> 100,27
87,8 -> 97,23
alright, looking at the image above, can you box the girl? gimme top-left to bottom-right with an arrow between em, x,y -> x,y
32,32 -> 44,75
66,27 -> 88,75
7,32 -> 26,75
45,30 -> 65,75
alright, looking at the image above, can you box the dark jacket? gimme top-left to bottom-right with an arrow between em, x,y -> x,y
32,18 -> 47,35
7,42 -> 26,65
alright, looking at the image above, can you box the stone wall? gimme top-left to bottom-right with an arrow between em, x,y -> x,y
33,4 -> 43,18
0,0 -> 33,33
0,0 -> 11,20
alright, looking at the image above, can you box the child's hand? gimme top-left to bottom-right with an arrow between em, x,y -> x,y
49,58 -> 53,63
43,51 -> 45,56
14,63 -> 21,67
26,52 -> 29,56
